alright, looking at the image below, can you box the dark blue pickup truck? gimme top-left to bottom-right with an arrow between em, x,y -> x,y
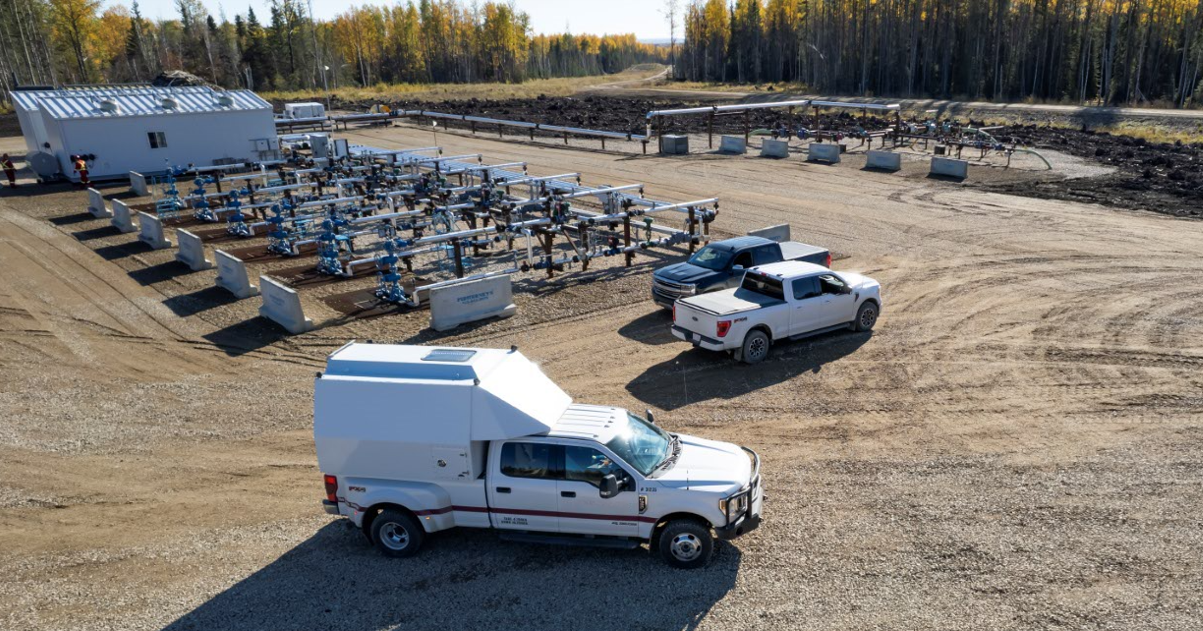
651,236 -> 831,308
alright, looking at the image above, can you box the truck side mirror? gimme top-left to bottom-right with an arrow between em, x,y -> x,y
645,409 -> 656,425
600,474 -> 619,499
732,265 -> 745,273
840,285 -> 853,295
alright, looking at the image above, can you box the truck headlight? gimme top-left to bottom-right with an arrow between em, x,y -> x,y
683,284 -> 697,295
720,494 -> 747,516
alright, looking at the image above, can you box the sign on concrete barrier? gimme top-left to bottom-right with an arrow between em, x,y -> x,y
175,229 -> 213,271
87,188 -> 111,218
866,150 -> 902,171
430,275 -> 517,332
719,136 -> 747,154
111,199 -> 137,233
748,225 -> 792,243
137,212 -> 172,249
760,139 -> 790,159
259,276 -> 314,334
129,172 -> 149,197
931,157 -> 969,179
214,250 -> 259,299
807,143 -> 841,164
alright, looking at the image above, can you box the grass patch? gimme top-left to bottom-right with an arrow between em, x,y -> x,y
261,65 -> 667,105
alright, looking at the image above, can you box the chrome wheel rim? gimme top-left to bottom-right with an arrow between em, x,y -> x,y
748,336 -> 768,360
380,522 -> 410,550
670,533 -> 703,562
860,307 -> 877,328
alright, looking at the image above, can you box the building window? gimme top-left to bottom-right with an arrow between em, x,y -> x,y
148,132 -> 167,149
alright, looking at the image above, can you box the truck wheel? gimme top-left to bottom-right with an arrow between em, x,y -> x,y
370,510 -> 425,558
854,302 -> 878,332
658,520 -> 714,569
738,330 -> 771,364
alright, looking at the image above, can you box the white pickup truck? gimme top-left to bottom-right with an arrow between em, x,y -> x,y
315,343 -> 763,568
671,261 -> 881,363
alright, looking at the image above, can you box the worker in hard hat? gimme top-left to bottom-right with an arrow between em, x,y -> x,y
1,154 -> 15,187
72,155 -> 90,188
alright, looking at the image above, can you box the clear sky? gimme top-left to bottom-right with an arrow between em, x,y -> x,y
117,0 -> 674,41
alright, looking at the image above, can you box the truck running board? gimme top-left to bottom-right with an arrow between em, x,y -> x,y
499,531 -> 642,550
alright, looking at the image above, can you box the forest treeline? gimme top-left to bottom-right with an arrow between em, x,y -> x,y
0,0 -> 667,103
675,0 -> 1203,106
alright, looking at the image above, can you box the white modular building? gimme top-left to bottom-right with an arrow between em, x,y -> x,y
8,85 -> 279,182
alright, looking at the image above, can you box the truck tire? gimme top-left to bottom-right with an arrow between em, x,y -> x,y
854,302 -> 878,332
370,509 -> 425,558
658,519 -> 714,569
737,330 -> 771,364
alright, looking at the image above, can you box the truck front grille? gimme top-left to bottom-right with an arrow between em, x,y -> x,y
653,278 -> 695,300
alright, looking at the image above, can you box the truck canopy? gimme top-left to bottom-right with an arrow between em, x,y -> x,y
317,344 -> 572,443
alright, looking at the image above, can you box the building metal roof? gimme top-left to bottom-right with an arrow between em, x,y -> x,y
9,86 -> 270,119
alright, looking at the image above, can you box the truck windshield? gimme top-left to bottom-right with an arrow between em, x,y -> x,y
606,413 -> 672,476
687,246 -> 733,271
737,272 -> 785,301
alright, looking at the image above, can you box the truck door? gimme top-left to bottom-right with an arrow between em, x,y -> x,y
557,445 -> 640,537
490,441 -> 561,533
789,276 -> 824,335
817,273 -> 856,328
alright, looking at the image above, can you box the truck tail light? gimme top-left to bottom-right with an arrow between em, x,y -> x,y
672,303 -> 677,322
717,320 -> 732,338
323,474 -> 338,502
825,253 -> 832,268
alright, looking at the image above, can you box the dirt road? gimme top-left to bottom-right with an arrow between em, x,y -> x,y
1,125 -> 1201,630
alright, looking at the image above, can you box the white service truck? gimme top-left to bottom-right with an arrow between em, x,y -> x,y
671,261 -> 881,363
315,343 -> 763,568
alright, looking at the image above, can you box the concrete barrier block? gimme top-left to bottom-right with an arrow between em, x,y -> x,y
430,275 -> 517,332
87,188 -> 112,218
129,171 -> 149,197
807,143 -> 841,163
760,139 -> 790,158
175,229 -> 213,271
111,199 -> 137,233
214,250 -> 259,299
866,150 -> 902,171
719,136 -> 747,154
748,225 -> 791,243
931,157 -> 969,179
660,135 -> 689,155
137,212 -> 172,249
258,276 -> 314,334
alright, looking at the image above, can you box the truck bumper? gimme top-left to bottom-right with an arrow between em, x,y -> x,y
715,511 -> 762,540
652,293 -> 676,309
671,325 -> 727,351
322,499 -> 341,515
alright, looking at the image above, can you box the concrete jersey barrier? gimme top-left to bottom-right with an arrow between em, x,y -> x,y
137,212 -> 172,249
111,199 -> 137,233
259,276 -> 314,334
719,136 -> 747,154
866,150 -> 902,171
214,250 -> 260,299
430,275 -> 517,332
129,171 -> 149,197
807,143 -> 841,164
748,225 -> 792,243
175,229 -> 213,271
87,188 -> 112,218
931,157 -> 969,179
760,139 -> 789,158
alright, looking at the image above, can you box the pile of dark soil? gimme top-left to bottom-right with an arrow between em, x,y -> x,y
985,126 -> 1203,218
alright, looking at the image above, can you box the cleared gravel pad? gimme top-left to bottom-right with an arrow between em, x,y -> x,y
1,124 -> 1201,631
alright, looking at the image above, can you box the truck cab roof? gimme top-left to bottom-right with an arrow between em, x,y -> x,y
705,235 -> 774,251
548,404 -> 627,443
748,260 -> 830,279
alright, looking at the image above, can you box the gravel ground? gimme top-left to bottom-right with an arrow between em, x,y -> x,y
1,123 -> 1201,631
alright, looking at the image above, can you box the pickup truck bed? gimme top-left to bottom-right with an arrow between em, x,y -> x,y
779,242 -> 828,265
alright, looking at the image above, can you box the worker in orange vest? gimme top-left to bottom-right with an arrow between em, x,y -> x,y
72,155 -> 90,188
1,154 -> 15,187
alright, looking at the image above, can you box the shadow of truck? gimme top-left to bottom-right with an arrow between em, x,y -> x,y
162,521 -> 741,631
